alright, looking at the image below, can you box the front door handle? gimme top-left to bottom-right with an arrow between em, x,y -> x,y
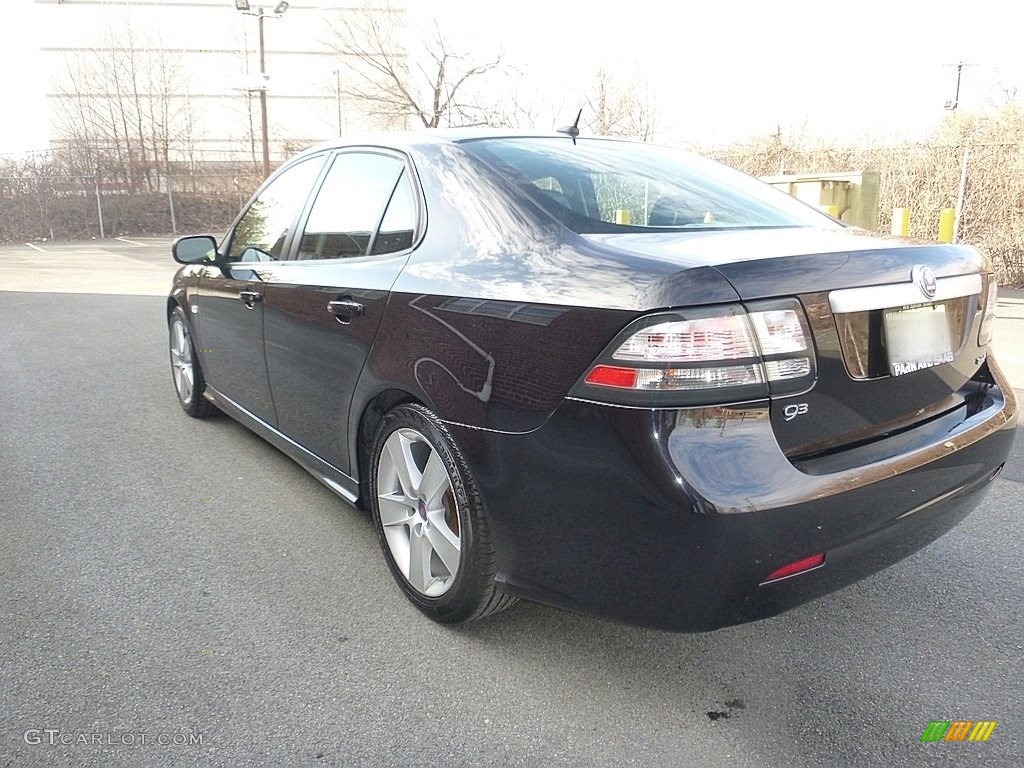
238,290 -> 262,309
327,299 -> 365,324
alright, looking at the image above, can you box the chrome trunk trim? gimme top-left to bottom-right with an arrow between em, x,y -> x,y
829,273 -> 981,314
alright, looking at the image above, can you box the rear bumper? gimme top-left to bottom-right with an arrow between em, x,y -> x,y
446,361 -> 1017,632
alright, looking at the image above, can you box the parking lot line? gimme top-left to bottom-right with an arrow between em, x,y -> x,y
23,242 -> 46,252
115,236 -> 151,247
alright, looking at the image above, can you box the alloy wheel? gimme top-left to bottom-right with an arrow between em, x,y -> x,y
170,318 -> 194,405
376,428 -> 462,597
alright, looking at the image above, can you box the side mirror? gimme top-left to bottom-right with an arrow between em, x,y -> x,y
172,235 -> 218,265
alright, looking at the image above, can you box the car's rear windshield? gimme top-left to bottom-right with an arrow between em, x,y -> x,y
460,137 -> 837,234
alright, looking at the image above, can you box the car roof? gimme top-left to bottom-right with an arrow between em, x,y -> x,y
296,129 -> 636,157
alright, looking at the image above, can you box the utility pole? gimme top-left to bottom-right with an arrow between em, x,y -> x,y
942,62 -> 977,242
943,61 -> 976,111
236,1 -> 289,179
335,69 -> 343,136
953,146 -> 970,242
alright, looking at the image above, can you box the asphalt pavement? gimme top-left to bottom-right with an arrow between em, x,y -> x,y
1,241 -> 1022,767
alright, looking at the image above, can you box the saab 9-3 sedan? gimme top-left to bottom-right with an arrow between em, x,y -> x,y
166,131 -> 1016,631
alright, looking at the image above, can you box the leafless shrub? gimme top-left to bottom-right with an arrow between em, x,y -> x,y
585,68 -> 656,141
708,106 -> 1024,284
0,151 -> 262,242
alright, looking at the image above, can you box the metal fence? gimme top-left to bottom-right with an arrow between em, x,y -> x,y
0,170 -> 266,243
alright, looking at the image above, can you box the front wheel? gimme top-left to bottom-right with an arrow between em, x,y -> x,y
169,306 -> 216,418
369,403 -> 516,623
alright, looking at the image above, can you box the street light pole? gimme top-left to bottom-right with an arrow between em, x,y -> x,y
236,1 -> 289,179
258,10 -> 270,179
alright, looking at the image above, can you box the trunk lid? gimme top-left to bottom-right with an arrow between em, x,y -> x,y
584,227 -> 993,458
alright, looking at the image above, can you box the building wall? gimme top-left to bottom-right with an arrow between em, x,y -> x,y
36,0 -> 407,164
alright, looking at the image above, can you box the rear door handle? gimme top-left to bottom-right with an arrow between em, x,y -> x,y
238,290 -> 262,309
327,299 -> 365,324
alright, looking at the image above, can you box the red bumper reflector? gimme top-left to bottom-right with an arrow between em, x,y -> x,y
762,553 -> 825,584
585,364 -> 637,389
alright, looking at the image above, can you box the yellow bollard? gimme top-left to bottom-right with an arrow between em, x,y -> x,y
938,208 -> 955,243
614,209 -> 631,225
822,204 -> 839,218
891,208 -> 910,236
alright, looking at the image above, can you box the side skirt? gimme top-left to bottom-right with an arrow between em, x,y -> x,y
204,387 -> 361,505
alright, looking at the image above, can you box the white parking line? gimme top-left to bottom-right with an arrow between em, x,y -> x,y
115,236 -> 151,247
24,242 -> 46,252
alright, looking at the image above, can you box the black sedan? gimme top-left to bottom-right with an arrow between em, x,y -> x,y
167,131 -> 1016,631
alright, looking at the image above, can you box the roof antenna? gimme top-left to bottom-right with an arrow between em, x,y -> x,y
556,109 -> 583,144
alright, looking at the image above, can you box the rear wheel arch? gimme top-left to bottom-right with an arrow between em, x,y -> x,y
355,388 -> 421,508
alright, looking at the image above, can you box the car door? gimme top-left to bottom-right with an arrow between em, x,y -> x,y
193,155 -> 327,425
263,149 -> 419,475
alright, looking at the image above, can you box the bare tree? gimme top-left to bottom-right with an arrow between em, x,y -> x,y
631,76 -> 658,142
998,80 -> 1018,105
52,23 -> 187,189
327,3 -> 504,129
585,67 -> 657,140
487,85 -> 567,131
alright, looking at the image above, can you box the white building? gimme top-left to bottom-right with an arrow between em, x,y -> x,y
35,0 -> 406,166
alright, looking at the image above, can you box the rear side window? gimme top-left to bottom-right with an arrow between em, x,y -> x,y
371,171 -> 416,255
296,152 -> 411,260
228,156 -> 324,262
461,138 -> 837,234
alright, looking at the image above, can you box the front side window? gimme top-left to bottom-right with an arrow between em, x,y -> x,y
228,156 -> 324,262
296,152 -> 412,260
461,138 -> 839,234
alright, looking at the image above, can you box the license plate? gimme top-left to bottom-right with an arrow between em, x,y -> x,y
883,304 -> 955,376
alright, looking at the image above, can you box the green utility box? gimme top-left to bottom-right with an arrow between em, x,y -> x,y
761,172 -> 880,230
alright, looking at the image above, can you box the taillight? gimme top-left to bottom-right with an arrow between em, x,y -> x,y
978,275 -> 998,347
572,300 -> 816,406
612,314 -> 759,363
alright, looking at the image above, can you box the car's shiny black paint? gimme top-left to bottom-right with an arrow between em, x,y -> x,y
204,383 -> 361,502
168,131 -> 1017,631
262,258 -> 408,474
445,366 -> 1013,631
771,289 -> 988,458
191,266 -> 277,425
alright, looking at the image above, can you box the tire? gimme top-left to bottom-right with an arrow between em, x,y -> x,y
168,306 -> 216,419
369,403 -> 516,623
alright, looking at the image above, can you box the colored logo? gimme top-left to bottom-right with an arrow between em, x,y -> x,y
920,720 -> 997,742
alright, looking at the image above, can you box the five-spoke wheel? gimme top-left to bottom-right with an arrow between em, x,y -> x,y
377,427 -> 463,597
168,306 -> 215,418
369,403 -> 516,623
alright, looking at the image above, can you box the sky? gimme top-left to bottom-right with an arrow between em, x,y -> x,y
420,0 -> 1024,146
1,0 -> 1022,155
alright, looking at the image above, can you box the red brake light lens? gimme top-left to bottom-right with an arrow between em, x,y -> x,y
762,553 -> 826,584
585,365 -> 638,388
